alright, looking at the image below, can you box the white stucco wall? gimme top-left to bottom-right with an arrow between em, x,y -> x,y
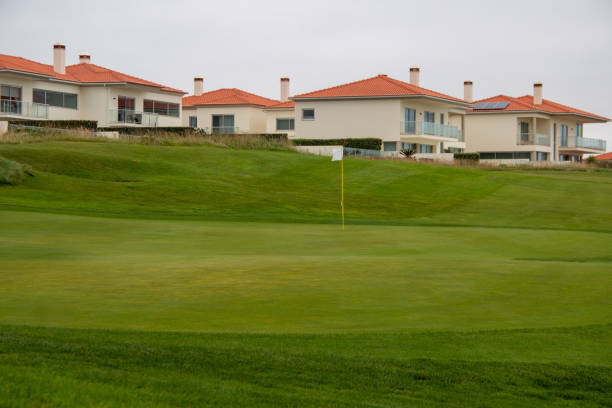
264,109 -> 295,136
182,105 -> 268,133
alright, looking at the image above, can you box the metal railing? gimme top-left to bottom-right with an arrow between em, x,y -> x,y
108,109 -> 158,126
204,126 -> 241,134
0,100 -> 49,119
517,132 -> 550,146
560,136 -> 606,150
400,121 -> 463,140
344,147 -> 400,158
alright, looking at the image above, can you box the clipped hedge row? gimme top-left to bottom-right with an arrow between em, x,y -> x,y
454,152 -> 480,161
8,119 -> 98,130
292,138 -> 382,150
97,127 -> 201,135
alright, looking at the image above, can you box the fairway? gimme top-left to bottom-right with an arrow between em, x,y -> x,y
1,141 -> 612,406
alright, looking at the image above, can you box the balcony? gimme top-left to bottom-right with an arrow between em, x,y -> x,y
400,121 -> 463,141
0,100 -> 48,119
561,136 -> 606,151
517,132 -> 550,146
108,109 -> 158,127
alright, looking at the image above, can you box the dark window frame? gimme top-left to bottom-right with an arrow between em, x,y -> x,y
143,99 -> 180,117
302,108 -> 315,121
276,118 -> 295,130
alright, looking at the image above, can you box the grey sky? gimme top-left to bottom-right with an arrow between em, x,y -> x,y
2,0 -> 611,143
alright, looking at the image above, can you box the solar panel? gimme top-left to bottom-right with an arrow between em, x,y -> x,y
473,102 -> 509,110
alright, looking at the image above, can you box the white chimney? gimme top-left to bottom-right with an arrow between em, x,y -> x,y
280,77 -> 290,102
409,67 -> 420,87
194,77 -> 204,96
464,81 -> 473,103
53,44 -> 66,75
533,83 -> 543,105
79,54 -> 91,64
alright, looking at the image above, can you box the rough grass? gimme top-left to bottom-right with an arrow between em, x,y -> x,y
0,154 -> 32,185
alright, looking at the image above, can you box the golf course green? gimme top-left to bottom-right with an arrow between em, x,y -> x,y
1,140 -> 611,406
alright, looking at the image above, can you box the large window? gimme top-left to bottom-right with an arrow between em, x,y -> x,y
212,115 -> 235,133
419,144 -> 433,153
423,111 -> 435,135
576,123 -> 583,138
189,116 -> 197,128
404,108 -> 416,134
1,85 -> 22,114
302,109 -> 315,120
383,142 -> 397,151
480,152 -> 532,160
560,125 -> 568,146
33,88 -> 77,109
276,118 -> 294,130
144,99 -> 179,117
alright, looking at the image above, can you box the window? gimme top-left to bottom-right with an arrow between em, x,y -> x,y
536,152 -> 548,161
404,108 -> 416,133
423,111 -> 435,135
276,118 -> 294,130
32,88 -> 78,109
383,142 -> 397,151
189,116 -> 197,128
419,144 -> 433,153
479,152 -> 532,160
576,123 -> 583,138
302,109 -> 315,120
401,142 -> 417,151
1,85 -> 22,114
440,113 -> 445,124
446,147 -> 463,153
560,125 -> 568,146
143,99 -> 180,117
212,114 -> 235,133
424,111 -> 434,122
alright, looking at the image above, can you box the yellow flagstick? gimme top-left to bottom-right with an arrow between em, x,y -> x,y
341,157 -> 344,230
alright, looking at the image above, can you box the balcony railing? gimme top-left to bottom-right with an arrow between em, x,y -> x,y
517,132 -> 550,146
400,121 -> 463,141
560,136 -> 606,151
108,109 -> 158,127
205,126 -> 241,134
0,100 -> 48,119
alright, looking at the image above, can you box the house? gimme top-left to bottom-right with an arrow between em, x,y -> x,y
0,44 -> 185,127
182,77 -> 281,133
290,69 -> 470,153
594,152 -> 612,162
264,78 -> 295,137
465,83 -> 609,162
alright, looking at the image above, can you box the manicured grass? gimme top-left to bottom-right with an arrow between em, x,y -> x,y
1,211 -> 611,333
1,325 -> 611,407
0,141 -> 611,406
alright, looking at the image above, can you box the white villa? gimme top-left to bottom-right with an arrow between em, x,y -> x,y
0,44 -> 185,127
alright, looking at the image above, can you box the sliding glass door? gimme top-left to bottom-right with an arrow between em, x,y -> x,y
404,108 -> 416,134
1,85 -> 22,114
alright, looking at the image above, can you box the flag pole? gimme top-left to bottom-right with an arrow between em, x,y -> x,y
341,157 -> 344,230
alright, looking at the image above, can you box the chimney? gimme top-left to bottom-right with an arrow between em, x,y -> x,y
464,81 -> 473,103
280,77 -> 290,102
533,83 -> 543,105
194,77 -> 204,96
409,67 -> 420,87
53,44 -> 66,75
79,53 -> 91,64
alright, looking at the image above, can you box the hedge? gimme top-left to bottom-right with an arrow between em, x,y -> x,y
453,152 -> 480,161
292,138 -> 382,150
96,127 -> 201,135
8,120 -> 98,130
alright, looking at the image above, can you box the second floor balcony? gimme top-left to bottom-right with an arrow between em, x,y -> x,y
400,121 -> 463,141
561,136 -> 606,151
517,132 -> 551,146
108,109 -> 158,127
0,100 -> 48,119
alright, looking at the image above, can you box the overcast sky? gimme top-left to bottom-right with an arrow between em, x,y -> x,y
2,0 -> 611,143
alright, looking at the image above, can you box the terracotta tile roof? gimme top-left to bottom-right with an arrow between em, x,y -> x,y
0,54 -> 185,94
264,100 -> 295,109
292,74 -> 468,104
594,152 -> 612,161
182,88 -> 280,107
470,94 -> 609,121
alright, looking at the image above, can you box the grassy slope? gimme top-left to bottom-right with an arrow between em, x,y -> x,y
1,141 -> 611,406
1,141 -> 611,230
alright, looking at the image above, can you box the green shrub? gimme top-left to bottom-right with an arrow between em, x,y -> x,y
292,138 -> 382,150
454,152 -> 480,161
0,155 -> 33,185
586,156 -> 596,164
8,120 -> 98,130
